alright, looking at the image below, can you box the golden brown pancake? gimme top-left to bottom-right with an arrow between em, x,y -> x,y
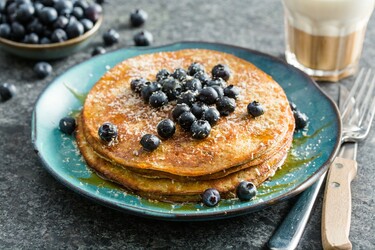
81,49 -> 294,177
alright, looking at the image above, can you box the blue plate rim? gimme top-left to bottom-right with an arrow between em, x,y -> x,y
31,41 -> 342,221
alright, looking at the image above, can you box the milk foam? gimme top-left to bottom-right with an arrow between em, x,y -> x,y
283,0 -> 375,36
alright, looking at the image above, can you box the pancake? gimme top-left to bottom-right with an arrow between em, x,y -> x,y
81,49 -> 293,177
76,115 -> 291,202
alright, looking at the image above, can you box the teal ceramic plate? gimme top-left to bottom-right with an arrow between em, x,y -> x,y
32,42 -> 341,221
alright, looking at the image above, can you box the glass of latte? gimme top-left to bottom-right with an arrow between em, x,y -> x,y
282,0 -> 375,82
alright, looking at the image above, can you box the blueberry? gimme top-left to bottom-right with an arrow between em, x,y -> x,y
224,85 -> 240,99
74,0 -> 89,9
133,30 -> 153,46
140,134 -> 160,152
211,85 -> 224,99
203,107 -> 220,126
202,188 -> 220,207
191,120 -> 211,139
216,97 -> 236,116
236,181 -> 257,201
59,8 -> 71,18
161,78 -> 182,101
11,22 -> 25,40
59,116 -> 76,135
51,28 -> 67,42
197,87 -> 219,105
177,91 -> 196,106
206,78 -> 227,88
141,82 -> 161,102
187,62 -> 205,76
130,9 -> 148,27
290,101 -> 297,111
91,46 -> 106,56
171,68 -> 187,81
293,110 -> 308,130
0,23 -> 11,38
98,122 -> 118,142
23,32 -> 39,43
15,3 -> 34,23
39,7 -> 58,24
33,62 -> 52,79
183,78 -> 202,92
130,78 -> 148,94
149,91 -> 168,108
157,119 -> 176,139
40,37 -> 51,44
247,101 -> 264,117
103,28 -> 119,46
190,101 -> 208,119
54,0 -> 73,14
193,71 -> 211,86
53,16 -> 69,30
66,20 -> 84,38
33,2 -> 44,16
72,6 -> 84,19
80,18 -> 93,31
212,64 -> 231,81
156,69 -> 170,82
171,103 -> 190,121
0,83 -> 16,102
84,4 -> 102,22
178,111 -> 197,131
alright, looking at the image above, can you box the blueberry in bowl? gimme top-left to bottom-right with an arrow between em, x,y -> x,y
0,1 -> 103,60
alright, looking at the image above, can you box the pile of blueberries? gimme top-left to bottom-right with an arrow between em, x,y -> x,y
0,0 -> 102,44
129,62 -> 258,151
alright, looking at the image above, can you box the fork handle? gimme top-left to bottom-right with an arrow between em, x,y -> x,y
322,157 -> 357,250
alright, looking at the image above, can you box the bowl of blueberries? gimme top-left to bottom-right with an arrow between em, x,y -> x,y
0,0 -> 103,60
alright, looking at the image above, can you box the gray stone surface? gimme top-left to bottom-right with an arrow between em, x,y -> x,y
0,0 -> 374,249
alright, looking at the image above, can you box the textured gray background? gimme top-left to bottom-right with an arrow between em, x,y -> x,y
0,0 -> 374,249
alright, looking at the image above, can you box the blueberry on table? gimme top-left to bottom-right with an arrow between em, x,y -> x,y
103,28 -> 120,46
33,62 -> 53,79
187,62 -> 205,76
212,64 -> 231,81
202,107 -> 220,126
149,91 -> 168,108
177,91 -> 196,106
91,46 -> 106,56
133,30 -> 153,46
39,7 -> 58,24
190,101 -> 208,119
156,69 -> 170,82
191,120 -> 211,139
171,68 -> 187,81
293,110 -> 308,130
0,83 -> 17,102
202,188 -> 221,207
247,101 -> 264,117
236,181 -> 257,201
224,85 -> 240,99
98,122 -> 118,142
130,9 -> 148,27
140,134 -> 160,152
171,103 -> 190,121
84,4 -> 102,22
178,111 -> 197,131
157,119 -> 176,139
197,87 -> 219,105
59,116 -> 76,135
216,96 -> 236,116
51,28 -> 68,43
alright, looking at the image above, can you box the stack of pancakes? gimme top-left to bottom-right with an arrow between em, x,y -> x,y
76,49 -> 295,202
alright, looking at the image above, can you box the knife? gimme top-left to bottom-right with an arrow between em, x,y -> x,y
268,86 -> 351,250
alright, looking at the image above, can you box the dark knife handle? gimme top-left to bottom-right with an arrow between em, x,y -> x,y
268,174 -> 326,250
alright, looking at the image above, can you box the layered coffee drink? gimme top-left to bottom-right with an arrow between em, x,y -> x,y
282,0 -> 375,81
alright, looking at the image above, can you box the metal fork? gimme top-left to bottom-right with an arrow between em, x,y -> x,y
268,69 -> 375,250
322,69 -> 375,249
